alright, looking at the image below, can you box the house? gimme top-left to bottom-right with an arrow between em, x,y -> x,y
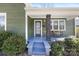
0,3 -> 79,56
0,3 -> 25,36
26,3 -> 79,56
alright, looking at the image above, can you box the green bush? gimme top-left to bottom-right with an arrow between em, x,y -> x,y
64,38 -> 76,48
50,38 -> 79,56
74,39 -> 79,56
0,31 -> 14,49
2,35 -> 26,55
51,41 -> 64,56
64,38 -> 77,56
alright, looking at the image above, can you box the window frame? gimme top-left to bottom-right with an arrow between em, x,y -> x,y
0,13 -> 7,31
51,19 -> 66,31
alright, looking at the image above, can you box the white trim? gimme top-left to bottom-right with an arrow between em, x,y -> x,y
64,20 -> 66,31
24,4 -> 28,44
75,17 -> 76,38
74,17 -> 79,38
5,13 -> 7,31
58,20 -> 59,31
0,13 -> 7,31
25,13 -> 28,44
34,20 -> 42,37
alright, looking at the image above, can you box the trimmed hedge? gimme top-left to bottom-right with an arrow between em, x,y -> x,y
2,35 -> 26,56
50,38 -> 79,56
0,31 -> 14,49
73,39 -> 79,56
51,41 -> 64,56
64,38 -> 77,56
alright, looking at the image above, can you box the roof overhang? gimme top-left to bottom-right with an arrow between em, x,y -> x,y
25,3 -> 79,18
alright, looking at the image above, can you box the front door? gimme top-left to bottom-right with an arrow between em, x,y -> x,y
34,20 -> 42,37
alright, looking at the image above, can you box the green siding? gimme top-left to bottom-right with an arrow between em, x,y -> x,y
28,17 -> 34,37
63,18 -> 75,37
0,3 -> 25,36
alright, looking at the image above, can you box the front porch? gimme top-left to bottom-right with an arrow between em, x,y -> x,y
26,8 -> 79,55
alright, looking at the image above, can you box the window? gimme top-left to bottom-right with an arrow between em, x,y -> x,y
53,20 -> 58,30
75,17 -> 79,38
51,19 -> 66,31
59,20 -> 65,30
0,13 -> 6,31
75,17 -> 79,27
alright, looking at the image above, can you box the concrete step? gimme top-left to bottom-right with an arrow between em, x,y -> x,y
32,42 -> 46,55
32,51 -> 45,56
28,37 -> 50,56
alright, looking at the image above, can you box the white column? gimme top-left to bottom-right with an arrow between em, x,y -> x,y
24,3 -> 28,44
75,17 -> 79,38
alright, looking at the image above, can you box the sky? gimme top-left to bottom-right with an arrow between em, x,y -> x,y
32,3 -> 79,8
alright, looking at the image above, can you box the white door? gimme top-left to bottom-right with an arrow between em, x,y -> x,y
34,20 -> 42,37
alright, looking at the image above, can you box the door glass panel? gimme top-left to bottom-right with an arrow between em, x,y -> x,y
35,21 -> 41,37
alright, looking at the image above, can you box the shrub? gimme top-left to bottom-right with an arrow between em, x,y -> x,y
64,38 -> 77,56
74,39 -> 79,56
0,31 -> 14,49
50,38 -> 79,56
64,38 -> 76,48
2,35 -> 26,55
51,41 -> 64,56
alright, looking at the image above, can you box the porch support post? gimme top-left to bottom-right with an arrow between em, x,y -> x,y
46,14 -> 51,41
24,4 -> 28,44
